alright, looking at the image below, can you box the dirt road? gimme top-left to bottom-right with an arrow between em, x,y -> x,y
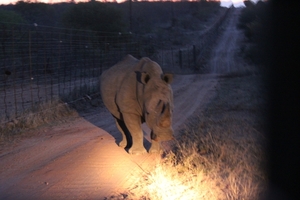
208,8 -> 246,74
0,8 -> 243,199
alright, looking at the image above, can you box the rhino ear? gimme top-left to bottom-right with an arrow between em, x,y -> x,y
136,71 -> 150,84
163,73 -> 173,84
141,72 -> 150,84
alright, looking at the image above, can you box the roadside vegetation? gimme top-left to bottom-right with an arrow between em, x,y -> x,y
0,99 -> 78,144
0,9 -> 25,24
237,0 -> 271,65
61,2 -> 125,33
108,73 -> 267,200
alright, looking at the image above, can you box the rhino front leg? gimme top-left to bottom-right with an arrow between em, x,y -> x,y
114,118 -> 129,148
123,113 -> 147,155
149,139 -> 161,154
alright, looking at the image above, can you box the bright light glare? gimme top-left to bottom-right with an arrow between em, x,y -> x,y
146,168 -> 199,200
130,162 -> 220,200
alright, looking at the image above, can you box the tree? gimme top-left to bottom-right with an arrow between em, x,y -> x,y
0,10 -> 26,70
238,1 -> 271,65
61,2 -> 126,33
0,9 -> 25,25
0,10 -> 26,39
14,1 -> 56,26
244,0 -> 255,8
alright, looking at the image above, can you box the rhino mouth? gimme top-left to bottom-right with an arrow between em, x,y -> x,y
151,130 -> 174,142
151,131 -> 158,141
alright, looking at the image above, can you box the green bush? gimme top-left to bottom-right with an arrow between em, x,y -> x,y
14,1 -> 55,25
238,1 -> 269,42
61,2 -> 126,33
237,1 -> 271,65
0,9 -> 26,25
237,6 -> 256,30
0,10 -> 26,58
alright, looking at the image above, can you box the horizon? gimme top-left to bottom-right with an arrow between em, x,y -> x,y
0,0 -> 248,8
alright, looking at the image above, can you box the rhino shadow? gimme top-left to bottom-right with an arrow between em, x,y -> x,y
72,102 -> 152,153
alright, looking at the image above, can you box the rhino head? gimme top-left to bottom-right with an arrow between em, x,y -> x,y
139,70 -> 174,142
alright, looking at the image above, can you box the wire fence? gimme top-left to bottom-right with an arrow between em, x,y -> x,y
0,7 -> 232,125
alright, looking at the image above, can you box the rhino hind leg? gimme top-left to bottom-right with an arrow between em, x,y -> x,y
114,118 -> 132,149
123,113 -> 147,155
149,140 -> 161,154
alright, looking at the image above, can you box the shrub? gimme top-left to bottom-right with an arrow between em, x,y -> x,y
237,1 -> 271,65
61,2 -> 126,33
0,9 -> 25,25
237,6 -> 256,30
0,10 -> 26,60
13,1 -> 55,25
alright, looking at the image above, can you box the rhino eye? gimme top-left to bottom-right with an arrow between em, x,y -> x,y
156,100 -> 165,114
161,103 -> 166,114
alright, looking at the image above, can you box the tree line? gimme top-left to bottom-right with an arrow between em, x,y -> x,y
0,1 -> 126,33
238,0 -> 271,65
0,0 -> 220,34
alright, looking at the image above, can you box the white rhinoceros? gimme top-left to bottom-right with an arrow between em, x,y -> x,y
100,54 -> 174,155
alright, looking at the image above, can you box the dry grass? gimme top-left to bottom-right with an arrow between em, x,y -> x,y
107,74 -> 267,200
0,99 -> 78,143
172,118 -> 266,200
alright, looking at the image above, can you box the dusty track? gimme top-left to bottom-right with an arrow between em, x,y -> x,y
0,8 -> 244,199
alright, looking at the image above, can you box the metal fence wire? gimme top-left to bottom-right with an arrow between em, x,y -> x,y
0,7 -> 231,124
0,24 -> 139,121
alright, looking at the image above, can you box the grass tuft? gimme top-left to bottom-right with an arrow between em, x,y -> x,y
0,99 -> 78,143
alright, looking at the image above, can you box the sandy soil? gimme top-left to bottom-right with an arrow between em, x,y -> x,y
0,8 -> 245,199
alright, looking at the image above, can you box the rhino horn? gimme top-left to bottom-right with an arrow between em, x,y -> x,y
159,103 -> 171,128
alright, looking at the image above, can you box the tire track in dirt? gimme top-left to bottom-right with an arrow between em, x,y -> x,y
209,8 -> 245,74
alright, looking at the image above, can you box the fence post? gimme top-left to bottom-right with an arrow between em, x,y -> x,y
193,45 -> 196,70
58,31 -> 61,97
12,28 -> 18,117
171,47 -> 174,71
28,30 -> 34,109
50,31 -> 54,103
179,49 -> 182,69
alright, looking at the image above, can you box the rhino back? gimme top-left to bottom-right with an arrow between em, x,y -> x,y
100,55 -> 139,119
